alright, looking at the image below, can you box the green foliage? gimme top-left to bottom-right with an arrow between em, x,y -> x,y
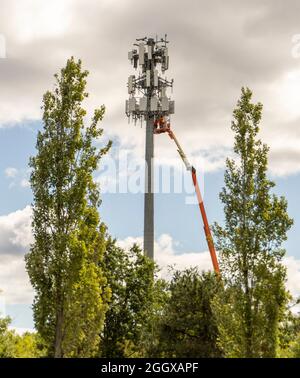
278,304 -> 300,357
213,87 -> 293,357
0,317 -> 46,358
12,332 -> 47,358
25,57 -> 111,357
280,333 -> 300,358
0,317 -> 15,357
99,239 -> 155,357
139,277 -> 169,356
146,268 -> 223,358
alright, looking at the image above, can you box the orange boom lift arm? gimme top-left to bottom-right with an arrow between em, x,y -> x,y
154,117 -> 220,275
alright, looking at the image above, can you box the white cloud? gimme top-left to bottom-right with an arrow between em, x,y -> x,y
118,234 -> 300,299
0,206 -> 33,252
0,294 -> 5,316
20,178 -> 30,188
0,0 -> 300,176
0,207 -> 33,304
5,167 -> 18,178
4,167 -> 31,190
0,256 -> 34,305
0,204 -> 299,308
284,256 -> 300,299
8,326 -> 35,335
12,0 -> 71,43
118,233 -> 216,279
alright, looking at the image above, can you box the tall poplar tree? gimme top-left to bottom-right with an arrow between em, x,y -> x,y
26,57 -> 111,357
213,88 -> 293,357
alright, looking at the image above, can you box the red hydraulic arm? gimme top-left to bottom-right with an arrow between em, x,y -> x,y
154,118 -> 220,275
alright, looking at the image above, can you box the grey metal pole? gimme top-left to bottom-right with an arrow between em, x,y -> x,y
144,113 -> 154,259
126,36 -> 174,262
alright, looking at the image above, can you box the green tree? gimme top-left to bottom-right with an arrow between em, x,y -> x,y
213,87 -> 293,357
278,301 -> 300,357
279,332 -> 300,358
0,316 -> 46,358
0,317 -> 15,357
140,277 -> 169,357
148,268 -> 223,358
99,239 -> 155,357
13,332 -> 47,358
25,57 -> 111,357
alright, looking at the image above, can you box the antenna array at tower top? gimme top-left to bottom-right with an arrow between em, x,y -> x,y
126,35 -> 175,123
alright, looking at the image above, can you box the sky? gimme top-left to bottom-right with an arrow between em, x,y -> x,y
1,0 -> 300,331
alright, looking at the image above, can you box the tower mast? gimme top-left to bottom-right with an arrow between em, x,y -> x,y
126,36 -> 174,259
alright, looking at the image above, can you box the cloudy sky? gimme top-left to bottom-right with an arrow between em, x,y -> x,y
1,0 -> 300,330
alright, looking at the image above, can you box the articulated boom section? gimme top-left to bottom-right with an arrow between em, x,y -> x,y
154,117 -> 220,275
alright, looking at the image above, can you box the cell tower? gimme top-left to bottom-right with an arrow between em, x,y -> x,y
126,36 -> 175,260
